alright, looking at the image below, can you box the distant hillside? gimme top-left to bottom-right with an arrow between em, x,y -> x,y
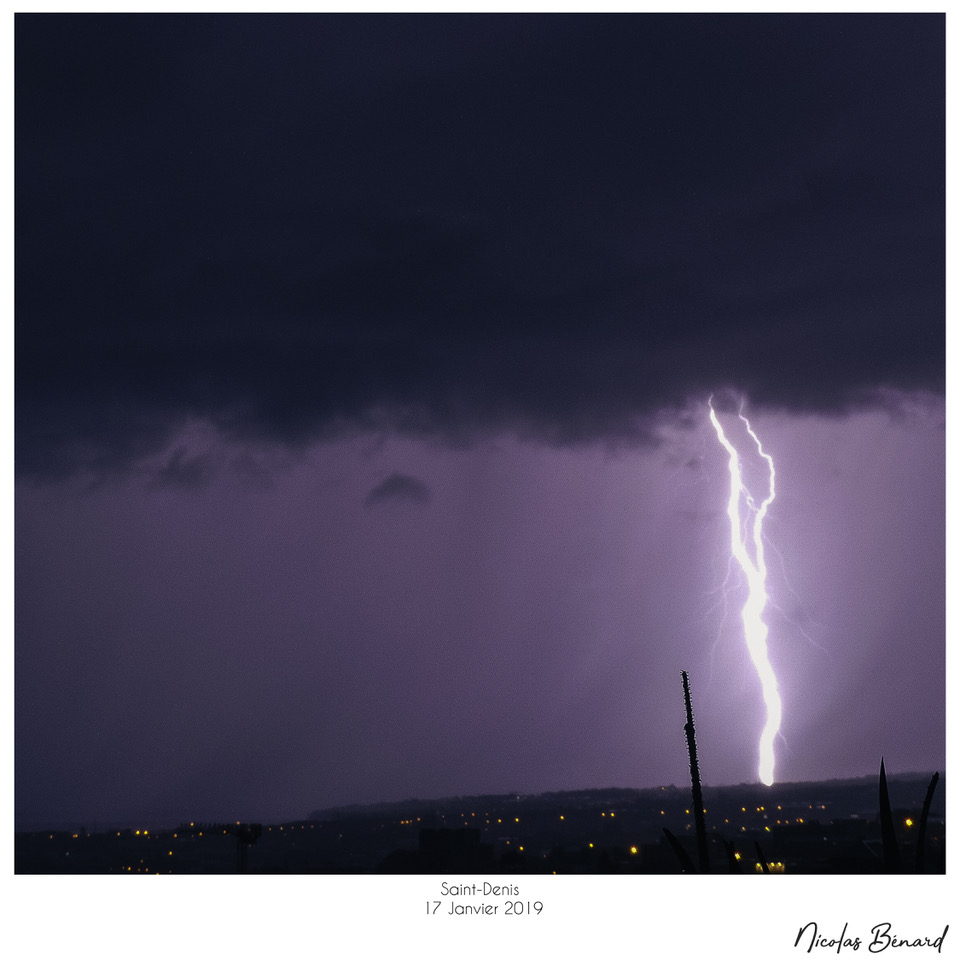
309,772 -> 941,822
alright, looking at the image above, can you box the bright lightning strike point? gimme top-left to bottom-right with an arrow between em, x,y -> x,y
708,397 -> 783,786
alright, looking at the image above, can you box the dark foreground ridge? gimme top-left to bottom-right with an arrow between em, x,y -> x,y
15,773 -> 945,874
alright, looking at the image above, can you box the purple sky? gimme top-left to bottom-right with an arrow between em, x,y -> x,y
15,13 -> 944,828
15,396 -> 944,826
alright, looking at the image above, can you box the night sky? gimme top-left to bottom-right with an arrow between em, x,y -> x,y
15,13 -> 945,830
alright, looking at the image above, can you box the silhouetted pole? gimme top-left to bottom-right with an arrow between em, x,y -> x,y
178,822 -> 261,874
681,670 -> 710,873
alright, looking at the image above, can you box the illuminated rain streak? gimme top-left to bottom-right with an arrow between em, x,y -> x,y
708,399 -> 783,786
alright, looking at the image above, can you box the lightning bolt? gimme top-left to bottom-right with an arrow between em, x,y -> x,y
708,397 -> 782,786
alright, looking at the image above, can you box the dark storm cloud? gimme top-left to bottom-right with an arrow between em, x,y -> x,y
365,472 -> 431,507
16,13 -> 943,476
152,446 -> 216,490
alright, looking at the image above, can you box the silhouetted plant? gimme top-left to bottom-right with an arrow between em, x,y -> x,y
662,827 -> 696,873
878,758 -> 902,873
916,771 -> 939,874
681,670 -> 710,873
754,840 -> 770,874
719,836 -> 741,873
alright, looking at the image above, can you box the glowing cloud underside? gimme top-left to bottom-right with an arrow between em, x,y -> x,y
708,399 -> 783,786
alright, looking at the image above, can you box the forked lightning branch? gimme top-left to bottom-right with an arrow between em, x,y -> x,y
708,397 -> 783,786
